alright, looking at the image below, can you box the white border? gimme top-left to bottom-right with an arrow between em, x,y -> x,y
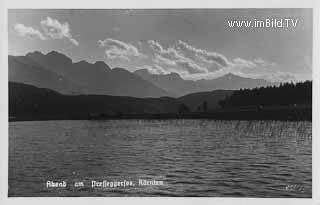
1,1 -> 319,205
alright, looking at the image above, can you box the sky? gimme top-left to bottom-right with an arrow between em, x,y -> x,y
8,9 -> 313,82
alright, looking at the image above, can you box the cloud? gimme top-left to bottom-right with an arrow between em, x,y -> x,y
175,60 -> 207,74
40,17 -> 79,46
148,40 -> 181,61
148,40 -> 164,53
154,54 -> 176,66
259,72 -> 297,82
147,40 -> 225,75
144,40 -> 300,82
14,17 -> 79,46
98,38 -> 144,61
14,23 -> 46,40
175,40 -> 229,68
226,58 -> 299,82
69,38 -> 79,46
137,65 -> 167,75
231,57 -> 257,68
152,53 -> 206,74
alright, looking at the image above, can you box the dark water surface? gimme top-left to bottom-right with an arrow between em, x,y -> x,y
9,120 -> 312,197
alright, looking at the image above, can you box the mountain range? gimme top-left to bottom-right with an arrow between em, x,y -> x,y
9,50 -> 274,97
134,69 -> 272,96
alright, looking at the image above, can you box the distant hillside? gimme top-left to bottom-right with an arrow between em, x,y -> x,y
134,69 -> 199,96
197,73 -> 272,91
9,82 -> 177,119
134,69 -> 274,97
9,82 -> 233,120
9,51 -> 170,98
176,90 -> 234,111
9,55 -> 83,94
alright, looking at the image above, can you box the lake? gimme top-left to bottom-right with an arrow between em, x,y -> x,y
8,120 -> 312,197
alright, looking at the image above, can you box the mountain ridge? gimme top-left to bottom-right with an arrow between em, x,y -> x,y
134,68 -> 273,96
10,50 -> 274,98
10,51 -> 171,97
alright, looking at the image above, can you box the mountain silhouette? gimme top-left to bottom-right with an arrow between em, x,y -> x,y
9,55 -> 83,94
197,73 -> 273,90
134,69 -> 199,96
10,50 -> 273,98
134,69 -> 273,96
13,51 -> 170,97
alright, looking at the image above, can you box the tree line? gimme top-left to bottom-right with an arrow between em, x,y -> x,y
218,81 -> 312,108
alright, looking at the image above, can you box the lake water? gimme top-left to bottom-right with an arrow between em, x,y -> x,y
9,120 -> 312,197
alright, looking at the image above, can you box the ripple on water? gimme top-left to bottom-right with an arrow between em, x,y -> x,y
9,120 -> 312,197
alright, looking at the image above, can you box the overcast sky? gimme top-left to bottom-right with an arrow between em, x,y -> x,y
8,9 -> 312,82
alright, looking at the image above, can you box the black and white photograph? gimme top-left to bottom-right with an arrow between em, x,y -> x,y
3,3 -> 319,202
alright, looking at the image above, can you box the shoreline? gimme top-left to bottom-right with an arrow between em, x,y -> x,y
9,107 -> 312,122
